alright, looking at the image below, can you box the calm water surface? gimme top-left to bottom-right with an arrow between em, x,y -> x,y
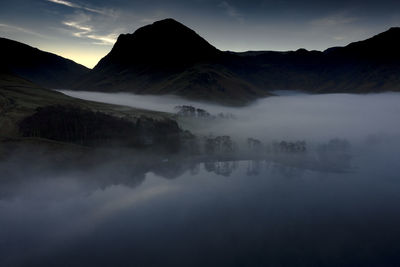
2,92 -> 400,266
1,144 -> 400,267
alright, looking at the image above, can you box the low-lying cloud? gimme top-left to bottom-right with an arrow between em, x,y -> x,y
60,90 -> 400,143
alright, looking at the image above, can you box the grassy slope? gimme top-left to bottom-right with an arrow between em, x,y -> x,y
0,37 -> 90,88
0,72 -> 175,141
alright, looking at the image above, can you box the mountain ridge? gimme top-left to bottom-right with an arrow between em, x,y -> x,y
94,18 -> 222,70
2,19 -> 400,105
0,37 -> 89,88
73,19 -> 400,104
73,18 -> 271,105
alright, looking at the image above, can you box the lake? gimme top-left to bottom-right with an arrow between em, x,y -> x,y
1,91 -> 400,266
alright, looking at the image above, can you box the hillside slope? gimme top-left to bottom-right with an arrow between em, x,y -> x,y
73,19 -> 270,105
0,71 -> 183,150
73,20 -> 400,105
0,38 -> 89,88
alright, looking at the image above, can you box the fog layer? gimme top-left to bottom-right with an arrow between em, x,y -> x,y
1,90 -> 400,266
60,90 -> 400,143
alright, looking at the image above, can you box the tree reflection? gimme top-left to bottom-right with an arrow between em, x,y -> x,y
246,160 -> 262,176
0,136 -> 354,200
204,161 -> 238,177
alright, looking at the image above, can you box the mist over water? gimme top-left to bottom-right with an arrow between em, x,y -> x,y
60,90 -> 400,142
1,90 -> 400,266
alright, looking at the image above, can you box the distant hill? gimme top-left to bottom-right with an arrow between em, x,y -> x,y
0,38 -> 89,88
73,19 -> 271,105
226,27 -> 400,94
325,27 -> 400,61
73,19 -> 400,105
0,72 -> 183,150
3,20 -> 399,105
95,18 -> 222,68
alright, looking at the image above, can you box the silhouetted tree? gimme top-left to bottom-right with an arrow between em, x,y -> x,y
204,135 -> 235,154
273,140 -> 306,153
19,105 -> 182,149
247,138 -> 263,151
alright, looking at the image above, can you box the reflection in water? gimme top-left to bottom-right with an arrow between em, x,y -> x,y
0,145 -> 353,200
204,161 -> 238,176
1,142 -> 400,267
4,91 -> 397,266
246,160 -> 261,176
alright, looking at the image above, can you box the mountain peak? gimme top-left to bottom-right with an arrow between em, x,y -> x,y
0,37 -> 89,87
147,18 -> 183,27
129,18 -> 191,38
370,26 -> 400,41
95,18 -> 221,69
387,26 -> 400,32
325,26 -> 400,61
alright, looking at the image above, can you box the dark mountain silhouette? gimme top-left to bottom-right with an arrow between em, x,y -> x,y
325,27 -> 400,61
0,37 -> 89,88
0,71 -> 184,150
96,18 -> 222,68
3,19 -> 397,105
73,18 -> 270,105
230,27 -> 400,94
73,20 -> 400,104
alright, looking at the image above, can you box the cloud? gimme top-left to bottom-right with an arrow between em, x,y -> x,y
63,21 -> 92,32
307,11 -> 363,43
47,0 -> 120,45
87,34 -> 118,45
140,18 -> 159,24
219,1 -> 244,23
0,23 -> 47,38
63,19 -> 117,45
58,90 -> 400,145
47,0 -> 77,8
310,13 -> 358,27
46,0 -> 113,16
333,36 -> 346,41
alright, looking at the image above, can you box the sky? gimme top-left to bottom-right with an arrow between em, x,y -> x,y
0,0 -> 399,68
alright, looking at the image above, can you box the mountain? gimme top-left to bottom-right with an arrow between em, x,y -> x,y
96,18 -> 222,68
0,37 -> 89,88
0,72 -> 184,152
74,20 -> 400,105
232,27 -> 400,93
325,27 -> 400,61
73,19 -> 270,105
